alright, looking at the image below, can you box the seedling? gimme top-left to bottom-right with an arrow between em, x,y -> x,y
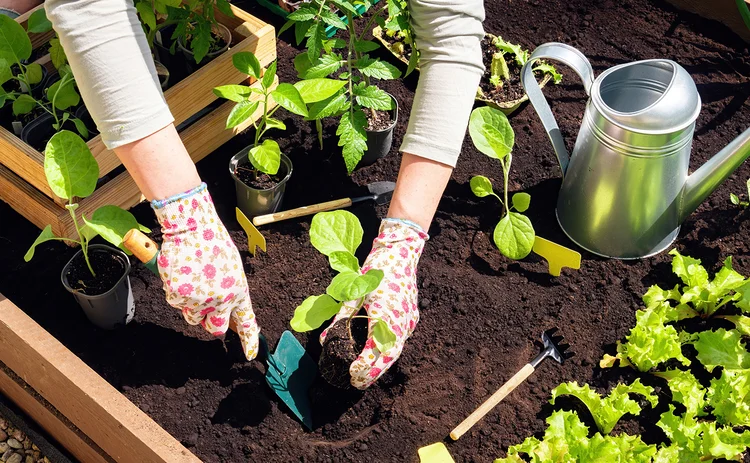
730,178 -> 750,207
165,0 -> 234,64
24,131 -> 148,277
282,0 -> 403,173
289,210 -> 396,351
469,106 -> 535,259
133,0 -> 182,50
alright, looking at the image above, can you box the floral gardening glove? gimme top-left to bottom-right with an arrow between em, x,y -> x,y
152,183 -> 260,360
320,219 -> 429,389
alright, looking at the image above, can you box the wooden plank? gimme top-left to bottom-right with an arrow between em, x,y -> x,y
0,364 -> 111,463
0,164 -> 69,237
0,127 -> 56,200
666,0 -> 750,42
0,294 -> 200,463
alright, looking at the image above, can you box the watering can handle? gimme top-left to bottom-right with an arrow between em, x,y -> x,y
521,43 -> 595,177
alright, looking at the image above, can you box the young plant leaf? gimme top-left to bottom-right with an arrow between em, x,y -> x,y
290,294 -> 342,331
24,225 -> 64,262
12,94 -> 35,116
136,1 -> 157,30
669,249 -> 708,288
303,53 -> 344,79
722,315 -> 750,336
213,84 -> 252,103
287,5 -> 318,21
294,52 -> 313,78
493,212 -> 534,260
226,100 -> 259,129
248,139 -> 281,175
25,62 -> 43,86
319,9 -> 347,29
533,63 -> 563,84
470,175 -> 496,198
326,269 -> 384,302
0,15 -> 32,63
44,130 -> 98,200
27,8 -> 53,33
707,369 -> 750,426
372,319 -> 396,352
354,40 -> 380,53
469,106 -> 514,160
653,369 -> 707,418
264,117 -> 286,131
232,51 -> 261,79
271,83 -> 308,117
71,117 -> 89,139
337,108 -> 368,174
310,210 -> 363,256
356,55 -> 402,79
512,192 -> 531,212
353,84 -> 393,110
328,251 -> 359,273
47,78 -> 81,110
84,206 -> 144,251
49,38 -> 67,70
306,22 -> 326,62
294,78 -> 347,104
690,328 -> 750,372
308,92 -> 347,119
262,60 -> 277,90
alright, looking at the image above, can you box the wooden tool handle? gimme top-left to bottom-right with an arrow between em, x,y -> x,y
450,363 -> 535,440
252,198 -> 353,226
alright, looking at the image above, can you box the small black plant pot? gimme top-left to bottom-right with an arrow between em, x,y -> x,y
230,149 -> 293,217
61,244 -> 134,330
359,93 -> 399,167
21,113 -> 83,151
177,23 -> 232,72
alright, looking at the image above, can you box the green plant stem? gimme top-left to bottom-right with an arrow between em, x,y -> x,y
254,88 -> 270,147
346,11 -> 355,121
501,154 -> 512,216
67,204 -> 95,277
356,4 -> 388,43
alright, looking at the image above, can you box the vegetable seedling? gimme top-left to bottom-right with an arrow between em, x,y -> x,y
165,0 -> 234,64
486,36 -> 562,93
469,106 -> 535,260
730,178 -> 750,207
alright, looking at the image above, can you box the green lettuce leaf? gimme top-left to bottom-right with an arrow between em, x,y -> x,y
653,369 -> 707,418
707,368 -> 750,426
690,328 -> 750,372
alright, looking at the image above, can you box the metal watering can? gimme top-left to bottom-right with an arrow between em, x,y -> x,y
520,43 -> 750,259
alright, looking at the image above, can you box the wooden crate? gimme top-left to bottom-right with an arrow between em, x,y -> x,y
0,3 -> 277,240
666,0 -> 750,42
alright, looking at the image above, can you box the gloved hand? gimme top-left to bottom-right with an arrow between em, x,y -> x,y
152,183 -> 260,360
320,219 -> 429,389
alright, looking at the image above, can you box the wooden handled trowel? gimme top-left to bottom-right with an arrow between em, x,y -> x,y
122,229 -> 317,429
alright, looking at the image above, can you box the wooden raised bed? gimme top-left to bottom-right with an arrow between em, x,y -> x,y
666,0 -> 750,42
0,3 -> 277,240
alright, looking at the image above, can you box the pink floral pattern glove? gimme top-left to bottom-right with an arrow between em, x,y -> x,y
152,183 -> 260,360
320,219 -> 428,389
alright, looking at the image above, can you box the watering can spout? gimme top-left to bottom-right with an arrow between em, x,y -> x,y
680,127 -> 750,223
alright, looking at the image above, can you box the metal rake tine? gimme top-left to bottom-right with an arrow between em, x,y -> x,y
545,327 -> 559,337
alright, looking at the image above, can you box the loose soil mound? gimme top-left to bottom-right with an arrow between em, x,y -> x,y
1,0 -> 750,461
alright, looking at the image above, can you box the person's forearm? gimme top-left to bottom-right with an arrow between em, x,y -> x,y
387,154 -> 452,231
0,0 -> 41,14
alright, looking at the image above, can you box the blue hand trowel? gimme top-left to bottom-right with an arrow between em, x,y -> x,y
122,228 -> 316,429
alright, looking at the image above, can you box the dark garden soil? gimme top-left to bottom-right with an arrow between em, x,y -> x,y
479,36 -> 527,103
64,249 -> 127,296
2,0 -> 750,462
319,313 -> 369,388
365,108 -> 394,132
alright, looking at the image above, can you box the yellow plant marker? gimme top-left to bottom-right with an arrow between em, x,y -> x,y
418,443 -> 455,463
532,236 -> 581,277
236,208 -> 267,257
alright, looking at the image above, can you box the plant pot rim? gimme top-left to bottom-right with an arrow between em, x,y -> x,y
229,150 -> 293,192
364,92 -> 399,134
177,22 -> 232,59
61,244 -> 131,299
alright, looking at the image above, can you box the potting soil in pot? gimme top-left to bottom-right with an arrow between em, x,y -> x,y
479,35 -> 527,103
65,250 -> 127,296
1,0 -> 750,461
365,109 -> 394,132
235,167 -> 286,190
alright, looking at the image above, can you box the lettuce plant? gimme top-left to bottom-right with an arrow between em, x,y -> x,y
468,106 -> 535,260
487,36 -> 562,92
653,369 -> 707,419
290,210 -> 395,352
24,131 -> 148,276
282,0 -> 402,173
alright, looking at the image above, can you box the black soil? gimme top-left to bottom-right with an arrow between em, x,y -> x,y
1,0 -> 750,462
235,167 -> 285,190
479,36 -> 527,104
65,249 -> 127,296
365,107 -> 394,132
319,314 -> 368,388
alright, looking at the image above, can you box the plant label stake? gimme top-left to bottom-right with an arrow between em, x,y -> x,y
122,229 -> 316,429
236,207 -> 266,256
417,443 -> 455,463
532,236 -> 581,277
450,328 -> 574,440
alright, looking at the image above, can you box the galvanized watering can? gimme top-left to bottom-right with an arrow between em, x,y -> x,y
520,43 -> 750,259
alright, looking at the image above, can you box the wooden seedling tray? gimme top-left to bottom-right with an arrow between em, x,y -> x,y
0,3 -> 277,240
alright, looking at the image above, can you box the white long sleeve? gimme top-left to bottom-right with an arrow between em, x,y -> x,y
399,0 -> 485,167
44,0 -> 174,150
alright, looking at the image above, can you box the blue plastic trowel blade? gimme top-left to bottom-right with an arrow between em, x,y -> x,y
264,331 -> 317,430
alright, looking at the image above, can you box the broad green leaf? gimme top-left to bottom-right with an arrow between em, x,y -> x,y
319,9 -> 347,29
372,319 -> 396,352
303,53 -> 343,78
337,108 -> 368,174
308,92 -> 347,119
294,78 -> 347,104
406,45 -> 419,77
469,106 -> 515,160
226,100 -> 259,129
328,0 -> 357,14
691,328 -> 750,372
264,117 -> 286,131
213,84 -> 252,102
493,212 -> 534,260
0,15 -> 32,63
232,51 -> 261,79
356,55 -> 402,79
136,1 -> 157,30
0,58 -> 10,85
27,8 -> 52,33
736,281 -> 750,312
262,60 -> 277,90
44,130 -> 98,200
24,225 -> 62,261
12,93 -> 35,115
49,38 -> 67,70
512,192 -> 531,212
669,249 -> 709,288
294,51 -> 313,78
653,369 -> 707,418
25,63 -> 43,86
294,20 -> 312,47
47,78 -> 80,110
326,269 -> 384,302
71,117 -> 89,139
615,306 -> 690,372
271,82 -> 308,117
533,62 -> 563,84
353,83 -> 393,110
642,283 -> 681,308
84,206 -> 142,250
290,294 -> 342,331
287,5 -> 318,21
470,175 -> 495,198
328,251 -> 359,273
723,315 -> 750,336
248,139 -> 281,175
354,40 -> 380,53
310,210 -> 363,256
216,0 -> 233,16
707,369 -> 750,426
701,421 -> 750,460
306,22 -> 326,62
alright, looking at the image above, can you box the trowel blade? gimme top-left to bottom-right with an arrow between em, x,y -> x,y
264,331 -> 317,430
366,181 -> 396,205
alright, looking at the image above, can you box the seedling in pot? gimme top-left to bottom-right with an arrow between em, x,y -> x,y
469,106 -> 535,260
730,178 -> 750,207
166,0 -> 234,65
289,210 -> 396,387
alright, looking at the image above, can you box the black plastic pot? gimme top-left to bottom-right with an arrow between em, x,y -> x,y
230,149 -> 293,217
0,67 -> 50,132
21,113 -> 81,151
61,245 -> 135,330
177,23 -> 232,72
359,93 -> 399,167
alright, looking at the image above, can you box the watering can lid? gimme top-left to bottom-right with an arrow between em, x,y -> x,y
591,59 -> 701,134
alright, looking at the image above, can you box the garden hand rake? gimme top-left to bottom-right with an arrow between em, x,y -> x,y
122,229 -> 317,429
449,328 -> 573,440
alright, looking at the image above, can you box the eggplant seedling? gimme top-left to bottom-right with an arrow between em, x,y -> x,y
469,106 -> 535,260
730,178 -> 750,207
